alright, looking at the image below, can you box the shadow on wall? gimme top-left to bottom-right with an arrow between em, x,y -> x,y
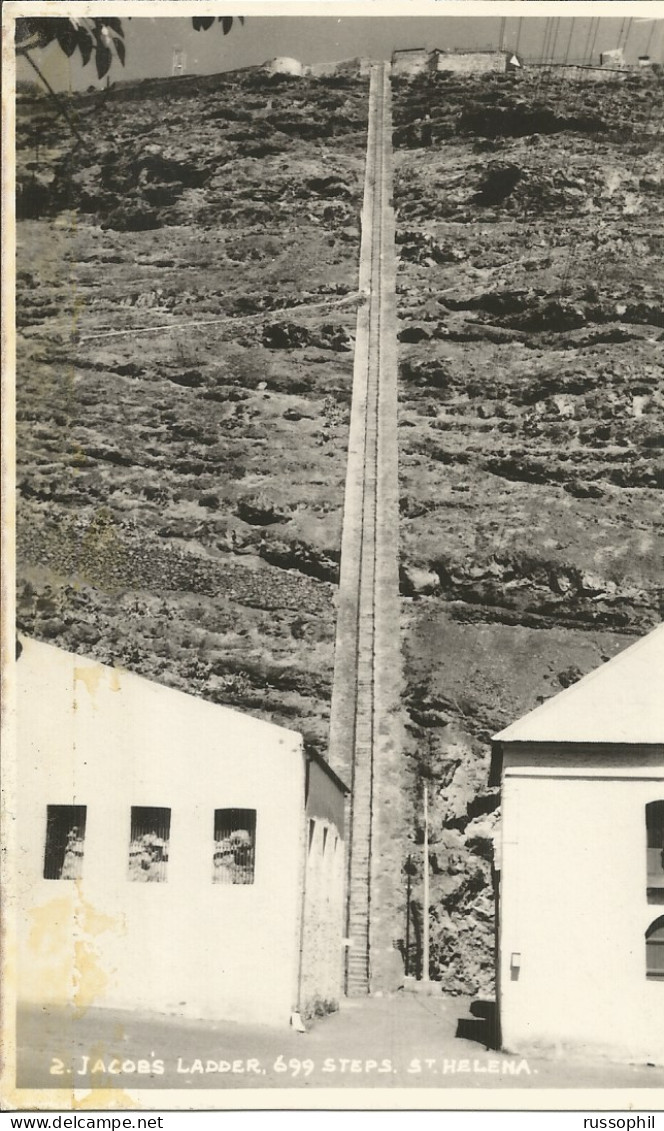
456,999 -> 499,1050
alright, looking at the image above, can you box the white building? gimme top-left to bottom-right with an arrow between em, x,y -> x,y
434,50 -> 508,75
600,47 -> 628,69
491,624 -> 664,1065
391,49 -> 431,78
171,47 -> 186,77
308,57 -> 376,79
16,637 -> 347,1027
265,57 -> 305,78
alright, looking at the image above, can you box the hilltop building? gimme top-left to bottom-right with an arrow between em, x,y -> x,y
491,624 -> 664,1065
391,48 -> 517,79
309,57 -> 376,79
16,637 -> 347,1026
391,48 -> 431,78
434,50 -> 510,75
601,47 -> 628,68
265,57 -> 305,78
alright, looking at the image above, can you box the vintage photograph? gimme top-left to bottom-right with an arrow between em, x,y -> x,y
2,0 -> 664,1110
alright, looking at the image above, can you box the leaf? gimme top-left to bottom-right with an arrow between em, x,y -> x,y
76,26 -> 93,67
114,37 -> 126,67
221,17 -> 234,35
15,19 -> 34,45
192,17 -> 215,31
104,17 -> 124,35
95,42 -> 112,79
54,19 -> 78,58
15,17 -> 56,49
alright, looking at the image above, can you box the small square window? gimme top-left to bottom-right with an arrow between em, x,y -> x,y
646,801 -> 664,901
43,805 -> 87,880
213,809 -> 256,885
646,917 -> 664,980
128,807 -> 170,882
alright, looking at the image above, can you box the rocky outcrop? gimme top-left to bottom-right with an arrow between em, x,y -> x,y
15,63 -> 663,998
393,65 -> 663,991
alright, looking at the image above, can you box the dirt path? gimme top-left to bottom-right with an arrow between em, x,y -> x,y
17,994 -> 664,1093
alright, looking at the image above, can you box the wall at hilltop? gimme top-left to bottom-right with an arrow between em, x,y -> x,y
435,53 -> 507,76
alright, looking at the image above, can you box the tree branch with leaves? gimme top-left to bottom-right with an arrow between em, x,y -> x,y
15,16 -> 243,142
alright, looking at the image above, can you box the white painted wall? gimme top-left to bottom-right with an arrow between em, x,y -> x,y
499,744 -> 664,1065
435,52 -> 507,75
17,638 -> 306,1026
391,51 -> 430,78
300,816 -> 346,1013
266,57 -> 304,77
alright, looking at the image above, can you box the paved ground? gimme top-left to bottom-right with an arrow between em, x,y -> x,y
16,994 -> 664,1092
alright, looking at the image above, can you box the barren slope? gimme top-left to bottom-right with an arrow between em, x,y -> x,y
392,67 -> 663,989
15,63 -> 664,995
17,68 -> 368,754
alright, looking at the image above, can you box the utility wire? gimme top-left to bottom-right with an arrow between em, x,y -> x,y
535,18 -> 553,95
587,18 -> 601,67
74,293 -> 360,343
580,17 -> 595,67
17,48 -> 87,148
515,17 -> 523,57
644,21 -> 658,57
547,17 -> 561,81
562,19 -> 575,70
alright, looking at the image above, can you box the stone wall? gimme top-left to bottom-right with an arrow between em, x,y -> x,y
535,63 -> 628,83
392,50 -> 431,78
435,52 -> 507,75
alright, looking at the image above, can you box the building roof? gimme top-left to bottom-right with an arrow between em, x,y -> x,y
16,635 -> 348,793
305,746 -> 350,795
434,49 -> 506,56
493,623 -> 664,749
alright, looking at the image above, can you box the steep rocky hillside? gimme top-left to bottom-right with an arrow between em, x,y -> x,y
16,68 -> 367,754
15,63 -> 663,996
392,67 -> 663,990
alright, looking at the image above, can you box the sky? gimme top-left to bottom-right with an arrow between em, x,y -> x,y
15,12 -> 664,93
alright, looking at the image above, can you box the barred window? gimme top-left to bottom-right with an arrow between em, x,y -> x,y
646,801 -> 664,903
213,809 -> 256,885
43,805 -> 87,880
128,807 -> 170,882
646,916 -> 664,980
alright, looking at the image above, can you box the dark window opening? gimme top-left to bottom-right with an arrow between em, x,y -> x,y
128,807 -> 170,882
43,805 -> 87,880
646,801 -> 664,902
213,809 -> 256,885
646,916 -> 664,980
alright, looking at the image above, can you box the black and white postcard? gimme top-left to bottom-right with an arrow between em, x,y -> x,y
2,0 -> 663,1113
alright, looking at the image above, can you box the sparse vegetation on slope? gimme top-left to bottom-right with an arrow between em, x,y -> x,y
393,66 -> 663,989
16,62 -> 663,996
